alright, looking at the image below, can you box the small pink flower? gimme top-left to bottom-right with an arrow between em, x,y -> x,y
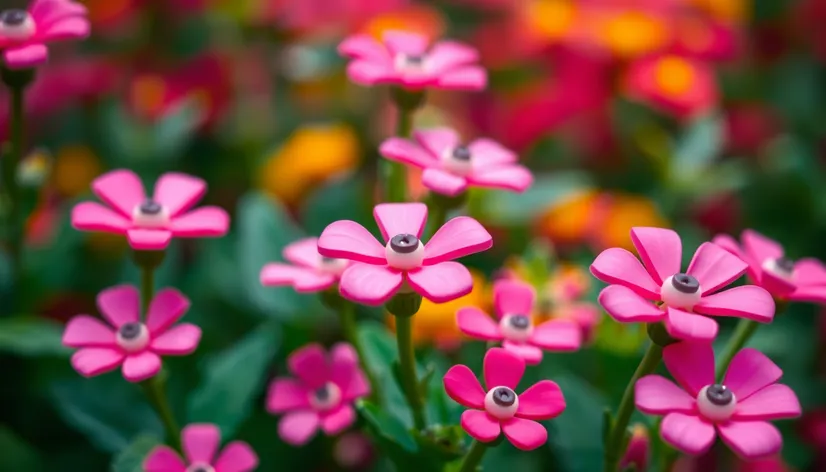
621,424 -> 650,472
266,343 -> 370,446
62,285 -> 201,382
71,170 -> 229,251
457,279 -> 581,365
379,127 -> 532,197
443,347 -> 565,451
260,237 -> 350,293
713,229 -> 826,304
0,0 -> 90,69
635,342 -> 801,460
591,227 -> 775,341
318,203 -> 492,306
338,30 -> 487,91
143,423 -> 258,472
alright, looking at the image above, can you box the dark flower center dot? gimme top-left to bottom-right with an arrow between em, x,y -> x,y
0,10 -> 27,26
190,468 -> 210,472
314,385 -> 331,402
492,387 -> 516,407
139,199 -> 163,215
671,273 -> 700,294
119,322 -> 142,340
774,257 -> 795,273
509,314 -> 530,330
452,145 -> 472,161
405,55 -> 425,66
390,234 -> 419,254
705,383 -> 733,406
321,256 -> 335,264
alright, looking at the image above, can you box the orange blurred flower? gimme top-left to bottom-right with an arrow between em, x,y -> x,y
624,54 -> 718,119
51,145 -> 102,199
361,3 -> 445,42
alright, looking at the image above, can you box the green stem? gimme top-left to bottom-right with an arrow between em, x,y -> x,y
385,107 -> 413,203
458,440 -> 488,472
715,319 -> 759,381
604,341 -> 664,472
141,376 -> 182,452
339,301 -> 381,403
140,264 -> 155,320
395,315 -> 426,430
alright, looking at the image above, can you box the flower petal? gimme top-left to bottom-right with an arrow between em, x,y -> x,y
346,59 -> 395,85
788,285 -> 826,304
717,421 -> 781,460
793,258 -> 826,285
590,248 -> 660,299
483,347 -> 525,390
143,445 -> 186,472
734,384 -> 801,420
435,66 -> 487,91
424,216 -> 492,265
379,137 -> 438,169
152,173 -> 206,216
182,423 -> 221,465
663,341 -> 715,396
686,242 -> 748,295
71,202 -> 130,233
71,348 -> 124,377
461,410 -> 501,443
630,227 -> 683,285
320,405 -> 356,435
278,411 -> 320,446
502,341 -> 543,365
723,348 -> 782,401
529,319 -> 582,351
122,351 -> 162,382
259,263 -> 336,293
443,364 -> 486,409
597,285 -> 665,323
407,262 -> 473,303
660,413 -> 716,455
330,343 -> 370,401
150,323 -> 201,355
41,17 -> 90,40
635,375 -> 696,414
516,380 -> 565,420
127,229 -> 173,250
421,168 -> 468,196
467,165 -> 533,193
212,441 -> 259,472
146,288 -> 191,335
758,270 -> 797,297
339,263 -> 403,306
741,230 -> 784,264
427,41 -> 479,73
694,286 -> 775,323
62,315 -> 116,348
713,234 -> 756,273
338,34 -> 389,61
97,285 -> 139,328
413,127 -> 460,157
3,44 -> 48,69
282,238 -> 322,269
91,169 -> 146,217
665,307 -> 719,342
170,207 -> 229,237
288,343 -> 329,390
456,307 -> 502,341
501,417 -> 548,451
467,138 -> 517,167
267,378 -> 311,413
373,202 -> 428,241
382,30 -> 429,56
318,221 -> 386,264
492,279 -> 535,318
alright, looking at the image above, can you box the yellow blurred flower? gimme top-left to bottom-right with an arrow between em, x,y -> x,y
362,4 -> 445,41
594,10 -> 669,58
259,124 -> 361,206
524,0 -> 577,42
50,145 -> 101,198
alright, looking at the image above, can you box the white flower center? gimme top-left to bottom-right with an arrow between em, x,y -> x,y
185,463 -> 215,472
308,382 -> 342,412
385,234 -> 425,270
318,256 -> 348,276
132,200 -> 170,229
696,384 -> 737,422
660,274 -> 702,309
440,145 -> 473,176
761,257 -> 795,281
499,314 -> 533,343
484,386 -> 519,420
0,10 -> 36,41
116,322 -> 150,353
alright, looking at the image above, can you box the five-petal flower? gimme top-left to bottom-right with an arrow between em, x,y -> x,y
0,0 -> 90,69
143,423 -> 258,472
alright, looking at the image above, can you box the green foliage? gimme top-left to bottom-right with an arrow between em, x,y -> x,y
547,374 -> 609,472
0,316 -> 70,356
0,425 -> 43,472
111,435 -> 162,472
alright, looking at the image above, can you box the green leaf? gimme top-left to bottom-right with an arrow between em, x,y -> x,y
0,425 -> 43,471
0,316 -> 71,356
300,174 -> 372,236
481,172 -> 592,225
151,100 -> 201,162
671,113 -> 723,178
357,322 -> 409,425
547,374 -> 607,472
357,401 -> 417,453
111,435 -> 161,472
187,323 -> 281,437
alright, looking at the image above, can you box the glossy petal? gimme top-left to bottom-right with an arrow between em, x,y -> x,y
468,138 -> 518,167
492,279 -> 535,318
694,286 -> 775,322
91,169 -> 146,216
71,202 -> 130,233
182,423 -> 221,465
338,34 -> 388,61
660,413 -> 716,455
663,341 -> 715,396
3,44 -> 48,69
62,315 -> 116,347
590,248 -> 660,299
529,320 -> 582,351
516,380 -> 565,420
435,66 -> 487,90
502,341 -> 543,365
318,221 -> 386,264
713,234 -> 758,279
630,227 -> 682,284
267,378 -> 311,413
467,165 -> 533,193
71,348 -> 124,377
278,411 -> 320,446
742,230 -> 784,263
718,421 -> 782,460
41,17 -> 90,40
501,417 -> 548,451
346,59 -> 394,85
212,441 -> 259,472
794,258 -> 826,285
427,41 -> 479,73
97,285 -> 139,328
143,445 -> 186,472
461,410 -> 501,442
150,324 -> 201,355
407,262 -> 473,303
483,347 -> 525,390
597,285 -> 665,323
146,288 -> 191,335
382,30 -> 429,56
282,238 -> 322,269
379,137 -> 438,169
787,285 -> 826,304
734,384 -> 801,420
170,207 -> 229,237
320,405 -> 356,435
339,263 -> 403,306
36,2 -> 89,29
373,203 -> 427,241
686,243 -> 748,295
424,216 -> 492,265
259,263 -> 336,293
635,375 -> 696,414
414,127 -> 460,157
723,348 -> 782,401
152,173 -> 206,216
759,269 -> 797,297
456,307 -> 502,341
122,351 -> 162,382
127,229 -> 173,250
422,168 -> 468,196
443,365 -> 486,408
665,307 -> 719,342
288,343 -> 329,389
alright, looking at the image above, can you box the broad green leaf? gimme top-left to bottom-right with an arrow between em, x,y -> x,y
0,316 -> 70,356
357,322 -> 409,425
671,113 -> 723,178
151,100 -> 201,162
357,401 -> 417,453
300,174 -> 372,235
481,172 -> 593,225
187,323 -> 280,437
0,425 -> 43,471
111,435 -> 161,472
547,373 -> 607,472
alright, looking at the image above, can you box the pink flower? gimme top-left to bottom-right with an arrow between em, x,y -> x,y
318,203 -> 492,306
591,227 -> 775,341
0,0 -> 90,69
635,342 -> 801,460
621,424 -> 650,472
143,423 -> 258,472
62,285 -> 201,382
443,347 -> 565,450
71,170 -> 229,251
457,279 -> 581,365
338,30 -> 487,91
266,343 -> 370,446
379,127 -> 532,197
260,237 -> 350,293
713,229 -> 826,304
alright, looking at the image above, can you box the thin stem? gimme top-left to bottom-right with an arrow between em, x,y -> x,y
715,319 -> 759,381
1,80 -> 27,290
141,376 -> 182,452
458,440 -> 488,472
385,103 -> 414,203
395,315 -> 426,430
425,196 -> 447,240
339,301 -> 382,403
604,341 -> 664,472
140,264 -> 155,321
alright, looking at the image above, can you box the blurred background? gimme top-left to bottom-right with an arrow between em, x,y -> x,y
1,0 -> 826,471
